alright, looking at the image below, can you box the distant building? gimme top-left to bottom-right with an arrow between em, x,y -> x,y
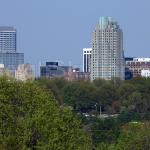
141,70 -> 150,78
0,26 -> 16,53
83,48 -> 92,72
64,68 -> 90,81
40,62 -> 90,81
0,53 -> 24,74
0,26 -> 24,74
15,64 -> 34,81
125,67 -> 133,80
125,57 -> 150,78
91,17 -> 124,81
0,64 -> 5,75
40,62 -> 71,78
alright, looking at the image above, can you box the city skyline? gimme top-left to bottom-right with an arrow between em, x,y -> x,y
0,0 -> 150,66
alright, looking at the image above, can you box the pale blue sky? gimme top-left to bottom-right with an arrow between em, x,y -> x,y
0,0 -> 150,67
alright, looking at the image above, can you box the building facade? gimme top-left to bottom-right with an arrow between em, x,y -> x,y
0,26 -> 24,74
125,58 -> 150,78
83,48 -> 92,72
15,64 -> 34,81
91,17 -> 124,80
0,53 -> 24,72
64,68 -> 90,81
0,26 -> 16,53
141,70 -> 150,78
40,62 -> 71,78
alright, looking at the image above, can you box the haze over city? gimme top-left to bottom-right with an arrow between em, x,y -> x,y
0,0 -> 150,67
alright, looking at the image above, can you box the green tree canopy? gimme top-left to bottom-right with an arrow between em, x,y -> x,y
110,122 -> 150,150
0,77 -> 92,150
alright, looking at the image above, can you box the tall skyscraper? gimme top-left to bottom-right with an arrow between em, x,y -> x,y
91,17 -> 124,80
0,27 -> 16,53
83,48 -> 92,72
0,26 -> 24,74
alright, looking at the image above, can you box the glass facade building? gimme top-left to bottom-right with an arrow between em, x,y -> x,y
91,17 -> 124,80
0,26 -> 24,74
0,53 -> 24,73
0,27 -> 16,53
40,62 -> 70,78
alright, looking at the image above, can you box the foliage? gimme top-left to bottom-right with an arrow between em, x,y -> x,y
110,122 -> 150,150
36,77 -> 150,114
0,77 -> 92,150
35,77 -> 150,148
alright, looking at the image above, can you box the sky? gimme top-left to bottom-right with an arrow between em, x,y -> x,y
0,0 -> 150,68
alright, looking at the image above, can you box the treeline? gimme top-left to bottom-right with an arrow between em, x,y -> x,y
36,77 -> 150,149
1,76 -> 150,149
36,77 -> 150,114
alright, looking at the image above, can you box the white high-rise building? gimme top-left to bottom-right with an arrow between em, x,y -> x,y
83,48 -> 92,72
91,17 -> 124,80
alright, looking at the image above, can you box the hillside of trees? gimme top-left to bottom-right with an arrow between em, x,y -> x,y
36,77 -> 150,149
0,77 -> 92,150
37,77 -> 150,115
1,76 -> 150,149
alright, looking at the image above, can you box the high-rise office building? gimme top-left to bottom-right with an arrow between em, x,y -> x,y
91,17 -> 124,80
0,27 -> 16,53
0,26 -> 24,74
83,48 -> 92,72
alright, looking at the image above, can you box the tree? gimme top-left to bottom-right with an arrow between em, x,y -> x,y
0,77 -> 92,150
110,122 -> 150,150
36,77 -> 67,105
91,118 -> 120,146
63,81 -> 96,112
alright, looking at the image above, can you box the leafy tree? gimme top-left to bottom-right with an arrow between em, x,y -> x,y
36,77 -> 67,105
110,122 -> 150,150
96,83 -> 118,113
63,81 -> 96,112
91,118 -> 120,145
0,77 -> 92,150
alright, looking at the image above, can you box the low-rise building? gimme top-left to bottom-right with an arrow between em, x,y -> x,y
125,57 -> 150,78
40,62 -> 71,78
141,70 -> 150,78
15,64 -> 34,81
64,68 -> 90,81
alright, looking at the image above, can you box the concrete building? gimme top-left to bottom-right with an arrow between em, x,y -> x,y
0,64 -> 5,75
91,17 -> 124,80
141,70 -> 150,78
40,62 -> 71,78
40,62 -> 90,81
125,57 -> 150,78
0,26 -> 24,74
15,64 -> 34,81
83,48 -> 92,72
64,68 -> 90,81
